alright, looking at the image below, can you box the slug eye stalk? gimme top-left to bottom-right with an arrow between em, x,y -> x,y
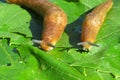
77,42 -> 99,47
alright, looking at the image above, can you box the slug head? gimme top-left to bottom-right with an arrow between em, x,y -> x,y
40,40 -> 56,51
32,39 -> 55,51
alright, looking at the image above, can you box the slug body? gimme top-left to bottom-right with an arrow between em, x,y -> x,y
81,0 -> 113,49
7,0 -> 67,51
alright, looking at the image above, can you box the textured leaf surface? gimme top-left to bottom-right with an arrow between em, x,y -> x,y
0,40 -> 41,80
0,59 -> 41,80
20,44 -> 85,80
0,39 -> 18,65
0,2 -> 32,45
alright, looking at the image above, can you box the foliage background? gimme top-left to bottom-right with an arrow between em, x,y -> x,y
0,0 -> 120,80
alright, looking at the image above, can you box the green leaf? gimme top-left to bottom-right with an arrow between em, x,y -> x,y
25,44 -> 85,80
0,39 -> 19,65
0,40 -> 41,80
78,67 -> 116,80
0,2 -> 32,45
0,61 -> 41,80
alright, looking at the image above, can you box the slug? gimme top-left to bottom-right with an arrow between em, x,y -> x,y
7,0 -> 68,51
78,0 -> 113,49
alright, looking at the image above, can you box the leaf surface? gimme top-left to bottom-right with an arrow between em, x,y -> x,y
0,2 -> 32,45
0,0 -> 120,80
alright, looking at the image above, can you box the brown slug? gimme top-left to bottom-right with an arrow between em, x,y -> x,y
7,0 -> 68,51
79,0 -> 113,49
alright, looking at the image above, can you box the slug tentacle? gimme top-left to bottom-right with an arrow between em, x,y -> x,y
7,0 -> 67,51
81,0 -> 113,49
77,42 -> 99,47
